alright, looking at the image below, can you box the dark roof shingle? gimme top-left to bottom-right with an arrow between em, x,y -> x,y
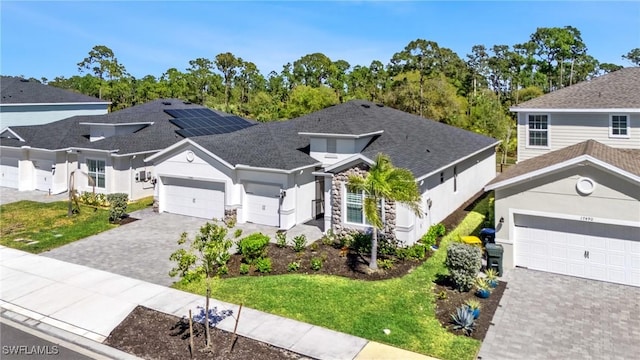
487,140 -> 640,187
1,76 -> 108,104
192,100 -> 498,175
511,67 -> 640,110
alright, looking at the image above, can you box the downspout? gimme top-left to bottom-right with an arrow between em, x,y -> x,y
130,155 -> 136,200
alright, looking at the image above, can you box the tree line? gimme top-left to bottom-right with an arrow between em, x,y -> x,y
28,26 -> 639,162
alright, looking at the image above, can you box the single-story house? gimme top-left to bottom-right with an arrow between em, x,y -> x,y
0,76 -> 109,128
147,100 -> 499,245
485,140 -> 640,287
0,99 -> 255,199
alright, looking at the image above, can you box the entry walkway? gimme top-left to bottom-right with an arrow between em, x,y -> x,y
1,246 -> 435,360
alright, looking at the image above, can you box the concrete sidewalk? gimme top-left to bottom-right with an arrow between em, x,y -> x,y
0,246 -> 435,360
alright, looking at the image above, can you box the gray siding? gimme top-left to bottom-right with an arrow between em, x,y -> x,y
517,112 -> 640,162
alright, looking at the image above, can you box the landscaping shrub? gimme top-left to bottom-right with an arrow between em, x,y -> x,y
420,223 -> 446,247
348,229 -> 398,256
310,241 -> 319,251
321,229 -> 335,246
239,263 -> 250,275
287,261 -> 300,272
291,234 -> 307,252
275,231 -> 287,248
310,257 -> 323,271
450,305 -> 476,336
233,229 -> 243,238
255,257 -> 272,273
445,242 -> 482,292
396,243 -> 427,260
106,193 -> 128,223
237,233 -> 270,264
217,265 -> 229,276
79,192 -> 109,207
377,258 -> 394,270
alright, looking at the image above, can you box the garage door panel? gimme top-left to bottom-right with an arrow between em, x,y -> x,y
1,157 -> 19,189
162,178 -> 224,220
245,183 -> 280,227
515,214 -> 639,287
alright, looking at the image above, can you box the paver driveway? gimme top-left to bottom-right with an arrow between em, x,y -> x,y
478,268 -> 640,360
42,208 -> 323,286
43,209 -> 209,286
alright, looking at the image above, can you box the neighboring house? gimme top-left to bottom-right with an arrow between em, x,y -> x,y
0,76 -> 109,128
0,99 -> 255,200
511,67 -> 640,163
146,100 -> 498,245
486,68 -> 640,287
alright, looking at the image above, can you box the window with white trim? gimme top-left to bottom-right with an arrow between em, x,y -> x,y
87,159 -> 105,188
528,114 -> 549,147
610,114 -> 629,137
345,188 -> 383,225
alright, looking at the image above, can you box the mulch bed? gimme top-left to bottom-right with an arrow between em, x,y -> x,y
115,216 -> 139,225
104,306 -> 308,360
106,190 -> 504,359
433,275 -> 506,341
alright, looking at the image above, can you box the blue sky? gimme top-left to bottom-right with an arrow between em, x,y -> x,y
1,1 -> 639,80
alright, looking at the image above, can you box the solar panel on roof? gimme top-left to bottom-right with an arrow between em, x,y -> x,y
167,107 -> 255,138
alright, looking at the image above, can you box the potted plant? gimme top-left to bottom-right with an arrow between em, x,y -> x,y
475,277 -> 491,298
464,299 -> 481,319
485,268 -> 499,288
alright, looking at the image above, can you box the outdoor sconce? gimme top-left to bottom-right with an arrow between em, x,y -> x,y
280,190 -> 287,199
499,217 -> 504,224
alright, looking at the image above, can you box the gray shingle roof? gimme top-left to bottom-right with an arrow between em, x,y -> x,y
487,140 -> 640,188
192,100 -> 498,175
511,67 -> 640,110
1,76 -> 108,104
1,99 -> 242,155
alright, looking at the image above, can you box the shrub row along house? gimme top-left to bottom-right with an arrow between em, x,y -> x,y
487,67 -> 640,287
0,77 -> 497,246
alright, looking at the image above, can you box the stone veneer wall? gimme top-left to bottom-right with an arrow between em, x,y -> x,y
331,164 -> 396,241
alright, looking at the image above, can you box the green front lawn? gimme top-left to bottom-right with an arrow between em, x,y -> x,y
0,196 -> 153,253
175,195 -> 492,360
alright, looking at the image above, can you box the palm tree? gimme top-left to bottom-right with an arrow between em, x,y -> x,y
347,153 -> 422,270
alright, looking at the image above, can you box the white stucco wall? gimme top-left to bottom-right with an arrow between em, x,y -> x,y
110,155 -> 155,200
0,103 -> 108,128
395,147 -> 496,245
517,112 -> 640,162
493,164 -> 640,269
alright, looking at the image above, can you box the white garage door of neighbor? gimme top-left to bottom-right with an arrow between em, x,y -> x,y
0,157 -> 19,189
35,160 -> 53,191
515,215 -> 640,287
163,177 -> 225,220
246,183 -> 280,227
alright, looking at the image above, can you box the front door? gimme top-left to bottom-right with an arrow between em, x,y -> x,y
313,176 -> 325,219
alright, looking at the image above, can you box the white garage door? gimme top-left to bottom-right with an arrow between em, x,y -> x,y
162,177 -> 225,220
35,160 -> 53,191
0,157 -> 19,189
245,183 -> 280,227
515,215 -> 640,287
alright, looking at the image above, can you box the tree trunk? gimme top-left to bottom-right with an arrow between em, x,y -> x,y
370,227 -> 378,270
204,284 -> 211,348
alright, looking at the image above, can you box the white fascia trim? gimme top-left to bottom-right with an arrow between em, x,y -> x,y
416,142 -> 500,182
235,162 -> 322,174
298,130 -> 384,139
15,145 -> 118,154
79,121 -> 154,126
110,150 -> 159,158
0,102 -> 111,106
485,155 -> 640,191
510,107 -> 640,113
143,139 -> 234,169
324,154 -> 374,172
0,127 -> 25,142
312,171 -> 334,177
157,173 -> 226,184
510,208 -> 640,228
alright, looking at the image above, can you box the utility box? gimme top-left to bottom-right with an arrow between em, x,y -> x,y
485,243 -> 504,276
480,228 -> 496,247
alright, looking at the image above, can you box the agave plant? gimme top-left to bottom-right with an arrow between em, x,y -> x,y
451,306 -> 475,336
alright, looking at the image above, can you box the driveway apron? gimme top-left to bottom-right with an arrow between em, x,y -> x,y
479,268 -> 640,360
43,210 -> 209,286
